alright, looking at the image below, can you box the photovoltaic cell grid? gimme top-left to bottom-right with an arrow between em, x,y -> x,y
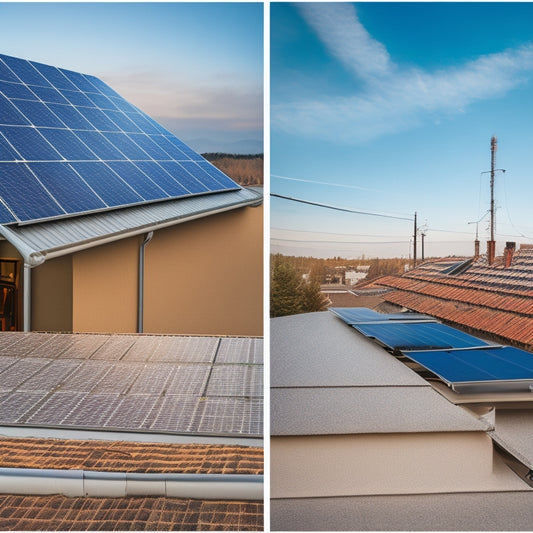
0,53 -> 241,225
329,307 -> 435,325
0,333 -> 263,436
332,307 -> 533,393
402,347 -> 533,393
353,321 -> 490,351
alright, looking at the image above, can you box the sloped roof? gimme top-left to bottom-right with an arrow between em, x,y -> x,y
0,54 -> 262,262
0,53 -> 243,226
377,246 -> 533,349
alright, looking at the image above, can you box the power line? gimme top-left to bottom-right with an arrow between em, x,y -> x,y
271,193 -> 413,221
271,174 -> 377,192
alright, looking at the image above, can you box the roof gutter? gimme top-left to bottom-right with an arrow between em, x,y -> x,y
0,195 -> 262,265
0,468 -> 263,501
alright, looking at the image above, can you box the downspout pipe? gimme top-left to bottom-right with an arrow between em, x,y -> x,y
0,468 -> 263,500
137,231 -> 153,333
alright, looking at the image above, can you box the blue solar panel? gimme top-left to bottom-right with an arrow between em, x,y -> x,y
37,128 -> 98,160
13,100 -> 65,128
0,80 -> 38,100
134,161 -> 189,197
0,163 -> 64,221
0,126 -> 62,161
0,53 -> 242,224
353,321 -> 489,351
69,162 -> 144,207
403,347 -> 533,392
0,94 -> 30,125
27,163 -> 106,212
330,307 -> 434,325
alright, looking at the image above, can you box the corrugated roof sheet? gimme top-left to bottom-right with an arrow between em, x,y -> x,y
0,187 -> 262,263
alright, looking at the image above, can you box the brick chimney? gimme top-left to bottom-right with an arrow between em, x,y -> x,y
474,239 -> 480,259
487,240 -> 496,265
504,241 -> 516,268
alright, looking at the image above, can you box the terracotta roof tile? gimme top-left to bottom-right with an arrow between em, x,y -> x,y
0,438 -> 263,474
375,247 -> 533,350
0,494 -> 263,531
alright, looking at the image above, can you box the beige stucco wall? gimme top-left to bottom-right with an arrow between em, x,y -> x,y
143,206 -> 263,336
271,432 -> 528,498
64,205 -> 262,335
32,255 -> 73,332
72,236 -> 139,333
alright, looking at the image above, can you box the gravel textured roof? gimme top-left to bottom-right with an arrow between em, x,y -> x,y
271,312 -> 486,436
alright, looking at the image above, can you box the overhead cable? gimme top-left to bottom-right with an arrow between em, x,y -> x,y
271,193 -> 412,221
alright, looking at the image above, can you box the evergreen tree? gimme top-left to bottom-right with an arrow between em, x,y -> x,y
300,279 -> 329,313
270,258 -> 303,317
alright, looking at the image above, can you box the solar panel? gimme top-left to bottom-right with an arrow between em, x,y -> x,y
330,307 -> 435,325
0,53 -> 241,224
353,321 -> 490,351
403,346 -> 533,393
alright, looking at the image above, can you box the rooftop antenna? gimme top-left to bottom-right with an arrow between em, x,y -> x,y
481,137 -> 505,264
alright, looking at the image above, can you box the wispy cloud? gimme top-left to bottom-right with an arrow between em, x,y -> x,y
272,3 -> 533,142
103,70 -> 262,132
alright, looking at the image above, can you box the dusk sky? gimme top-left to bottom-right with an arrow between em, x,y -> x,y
271,2 -> 533,259
0,2 -> 263,154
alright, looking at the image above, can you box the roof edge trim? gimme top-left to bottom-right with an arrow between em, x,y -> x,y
0,189 -> 262,264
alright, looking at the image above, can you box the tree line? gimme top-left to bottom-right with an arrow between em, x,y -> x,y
202,153 -> 263,186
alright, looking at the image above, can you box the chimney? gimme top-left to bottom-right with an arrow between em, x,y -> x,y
504,241 -> 516,268
474,239 -> 480,259
487,240 -> 496,265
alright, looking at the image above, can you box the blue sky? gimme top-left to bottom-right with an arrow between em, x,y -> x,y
271,2 -> 533,259
0,2 -> 263,153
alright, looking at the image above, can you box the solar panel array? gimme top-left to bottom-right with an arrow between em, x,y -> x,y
0,333 -> 263,436
331,307 -> 533,393
0,53 -> 240,225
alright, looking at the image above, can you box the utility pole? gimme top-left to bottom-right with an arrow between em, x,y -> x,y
421,231 -> 425,262
413,211 -> 417,269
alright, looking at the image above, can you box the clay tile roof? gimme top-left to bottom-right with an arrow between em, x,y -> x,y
0,494 -> 264,531
377,247 -> 533,349
0,438 -> 263,475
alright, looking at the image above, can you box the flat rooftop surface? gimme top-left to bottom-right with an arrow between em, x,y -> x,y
271,312 -> 486,436
0,332 -> 263,438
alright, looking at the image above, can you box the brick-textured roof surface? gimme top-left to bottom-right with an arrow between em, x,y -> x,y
0,438 -> 263,474
377,246 -> 533,350
0,494 -> 263,531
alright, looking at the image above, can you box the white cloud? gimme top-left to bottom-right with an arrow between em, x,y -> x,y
298,2 -> 393,81
273,4 -> 533,142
